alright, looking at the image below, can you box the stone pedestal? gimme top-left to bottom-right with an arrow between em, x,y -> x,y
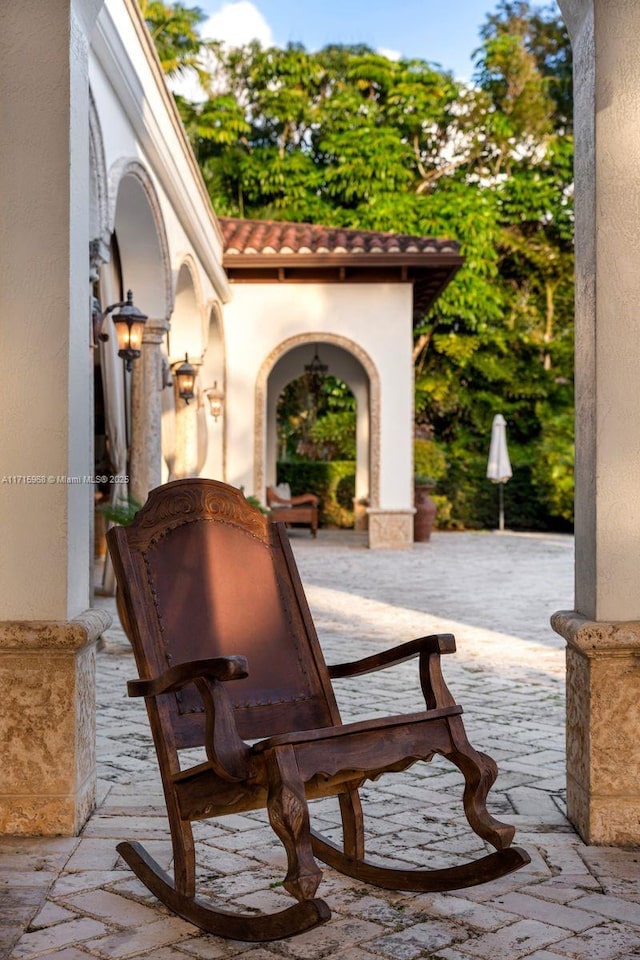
130,319 -> 170,504
553,611 -> 640,844
0,609 -> 110,835
366,509 -> 414,549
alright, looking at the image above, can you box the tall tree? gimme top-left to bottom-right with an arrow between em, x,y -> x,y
140,0 -> 212,86
142,0 -> 575,529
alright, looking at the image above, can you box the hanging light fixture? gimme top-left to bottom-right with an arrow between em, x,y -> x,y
174,353 -> 197,404
204,381 -> 224,421
110,290 -> 148,370
92,289 -> 148,370
304,345 -> 328,405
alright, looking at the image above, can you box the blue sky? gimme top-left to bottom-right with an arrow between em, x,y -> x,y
195,0 -> 556,81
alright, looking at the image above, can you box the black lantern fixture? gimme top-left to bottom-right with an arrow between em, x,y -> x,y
204,381 -> 224,421
175,353 -> 197,404
111,290 -> 148,370
304,345 -> 328,406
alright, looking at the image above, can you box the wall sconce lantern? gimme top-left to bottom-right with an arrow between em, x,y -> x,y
92,289 -> 147,371
175,353 -> 197,404
204,382 -> 224,421
111,290 -> 148,370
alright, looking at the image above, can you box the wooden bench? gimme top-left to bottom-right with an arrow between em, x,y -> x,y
266,484 -> 318,537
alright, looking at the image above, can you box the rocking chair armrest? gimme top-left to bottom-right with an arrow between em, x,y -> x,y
328,634 -> 455,679
126,656 -> 249,698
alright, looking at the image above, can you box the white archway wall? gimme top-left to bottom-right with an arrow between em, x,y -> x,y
199,304 -> 227,481
223,282 -> 413,513
170,258 -> 206,360
265,344 -> 370,502
113,170 -> 171,320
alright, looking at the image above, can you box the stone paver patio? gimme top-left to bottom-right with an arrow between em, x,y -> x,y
3,529 -> 640,959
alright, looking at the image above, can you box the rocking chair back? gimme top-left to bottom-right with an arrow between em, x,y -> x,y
109,479 -> 339,749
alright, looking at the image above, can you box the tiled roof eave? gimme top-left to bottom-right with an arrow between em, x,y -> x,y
222,252 -> 464,270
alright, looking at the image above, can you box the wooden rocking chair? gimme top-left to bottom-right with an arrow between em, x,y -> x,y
107,478 -> 529,942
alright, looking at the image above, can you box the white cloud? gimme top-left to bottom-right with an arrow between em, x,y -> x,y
168,2 -> 274,102
376,46 -> 402,62
169,69 -> 210,103
201,2 -> 274,48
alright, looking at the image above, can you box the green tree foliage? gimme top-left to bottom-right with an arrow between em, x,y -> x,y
140,1 -> 212,84
144,0 -> 574,529
277,376 -> 356,462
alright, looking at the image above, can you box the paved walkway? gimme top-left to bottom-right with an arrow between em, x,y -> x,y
4,530 -> 640,959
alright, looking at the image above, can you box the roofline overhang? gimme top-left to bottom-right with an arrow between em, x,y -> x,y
222,252 -> 465,320
223,253 -> 464,270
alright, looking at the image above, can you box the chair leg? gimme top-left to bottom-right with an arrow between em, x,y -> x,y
265,745 -> 323,902
445,715 -> 515,850
339,787 -> 365,859
169,814 -> 196,898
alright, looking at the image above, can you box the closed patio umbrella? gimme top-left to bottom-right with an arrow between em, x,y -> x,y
487,413 -> 512,531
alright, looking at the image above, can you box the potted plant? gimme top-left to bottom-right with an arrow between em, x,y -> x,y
414,474 -> 438,542
413,438 -> 447,542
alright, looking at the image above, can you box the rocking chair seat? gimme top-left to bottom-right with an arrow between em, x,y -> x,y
107,478 -> 530,942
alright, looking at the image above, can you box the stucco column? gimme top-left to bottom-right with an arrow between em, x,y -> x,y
130,318 -> 171,503
0,0 -> 108,835
553,0 -> 640,842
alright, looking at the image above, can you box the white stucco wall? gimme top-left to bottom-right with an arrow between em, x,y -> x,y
223,282 -> 414,511
89,0 -> 230,495
90,1 -> 229,320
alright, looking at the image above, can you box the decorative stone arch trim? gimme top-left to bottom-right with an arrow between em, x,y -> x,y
88,88 -> 110,273
107,158 -> 173,318
555,0 -> 589,41
254,333 -> 381,506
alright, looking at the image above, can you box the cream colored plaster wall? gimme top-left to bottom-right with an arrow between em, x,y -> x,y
224,283 -> 414,509
0,1 -> 98,621
566,0 -> 640,620
89,53 -> 222,326
92,1 -> 229,307
90,1 -> 232,499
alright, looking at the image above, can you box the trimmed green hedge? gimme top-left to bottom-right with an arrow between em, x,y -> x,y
439,447 -> 573,532
276,461 -> 356,528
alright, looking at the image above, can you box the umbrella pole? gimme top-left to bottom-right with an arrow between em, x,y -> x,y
498,483 -> 504,532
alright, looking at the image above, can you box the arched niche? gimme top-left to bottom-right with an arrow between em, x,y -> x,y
169,258 -> 206,362
199,303 -> 226,481
111,162 -> 172,320
256,334 -> 380,509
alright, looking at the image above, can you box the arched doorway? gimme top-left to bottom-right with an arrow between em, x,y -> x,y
256,334 -> 381,538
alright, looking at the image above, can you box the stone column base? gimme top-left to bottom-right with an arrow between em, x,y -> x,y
552,610 -> 640,844
366,509 -> 415,549
0,608 -> 111,836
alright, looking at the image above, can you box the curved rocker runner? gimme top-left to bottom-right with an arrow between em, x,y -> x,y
107,478 -> 531,943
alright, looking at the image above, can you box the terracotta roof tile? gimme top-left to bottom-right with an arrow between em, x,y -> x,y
219,217 -> 459,257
